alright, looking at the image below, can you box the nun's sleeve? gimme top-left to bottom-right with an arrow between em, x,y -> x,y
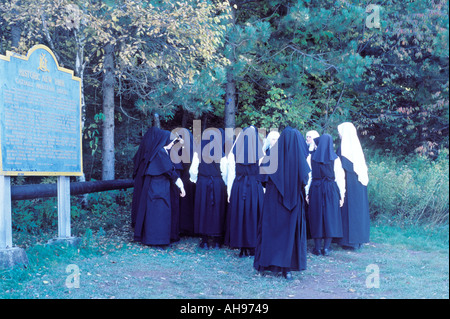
305,154 -> 312,196
175,177 -> 184,191
220,155 -> 228,185
226,152 -> 236,198
189,152 -> 200,183
334,157 -> 346,200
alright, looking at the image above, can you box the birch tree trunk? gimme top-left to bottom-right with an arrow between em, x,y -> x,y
102,43 -> 115,180
224,7 -> 236,130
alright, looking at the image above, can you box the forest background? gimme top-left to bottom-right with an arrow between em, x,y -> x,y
0,0 -> 448,245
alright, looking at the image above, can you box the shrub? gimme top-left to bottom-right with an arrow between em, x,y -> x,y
367,149 -> 449,227
12,189 -> 133,241
12,198 -> 58,234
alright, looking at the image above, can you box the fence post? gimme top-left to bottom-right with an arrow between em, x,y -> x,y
0,175 -> 28,268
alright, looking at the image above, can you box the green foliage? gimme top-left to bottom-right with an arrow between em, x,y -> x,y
74,189 -> 133,233
357,0 -> 449,153
115,0 -> 232,117
238,86 -> 312,130
12,189 -> 133,238
83,112 -> 104,156
227,0 -> 449,154
367,149 -> 449,227
12,198 -> 58,234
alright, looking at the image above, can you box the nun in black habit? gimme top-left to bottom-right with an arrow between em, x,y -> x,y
132,127 -> 186,246
225,126 -> 265,257
305,130 -> 320,240
169,140 -> 184,244
189,128 -> 228,249
173,128 -> 197,237
305,134 -> 345,256
336,122 -> 370,249
253,127 -> 311,280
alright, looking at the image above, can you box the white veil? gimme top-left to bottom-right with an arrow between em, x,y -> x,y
338,122 -> 369,186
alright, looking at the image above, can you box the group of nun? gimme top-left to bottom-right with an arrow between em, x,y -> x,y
131,122 -> 370,280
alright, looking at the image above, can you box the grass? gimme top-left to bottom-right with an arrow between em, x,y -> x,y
1,219 -> 448,300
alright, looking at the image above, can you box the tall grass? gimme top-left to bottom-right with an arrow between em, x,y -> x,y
367,148 -> 449,227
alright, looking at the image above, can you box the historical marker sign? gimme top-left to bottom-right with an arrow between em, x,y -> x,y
0,45 -> 83,176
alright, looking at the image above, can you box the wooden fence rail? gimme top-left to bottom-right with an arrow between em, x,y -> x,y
11,179 -> 134,201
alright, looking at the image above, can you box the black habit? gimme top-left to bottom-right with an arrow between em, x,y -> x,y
253,127 -> 310,273
176,129 -> 197,236
193,129 -> 227,238
132,127 -> 180,246
225,126 -> 264,250
307,134 -> 343,239
337,149 -> 370,248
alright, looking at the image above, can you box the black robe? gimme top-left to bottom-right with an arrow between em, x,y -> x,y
193,129 -> 227,237
336,149 -> 370,248
177,130 -> 197,236
170,164 -> 183,243
225,163 -> 264,249
305,150 -> 316,240
132,127 -> 180,245
307,134 -> 343,239
132,127 -> 173,227
225,126 -> 264,249
131,128 -> 156,227
179,161 -> 196,236
254,127 -> 310,273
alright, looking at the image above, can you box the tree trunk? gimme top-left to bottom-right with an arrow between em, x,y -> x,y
74,28 -> 86,128
202,112 -> 209,131
102,43 -> 115,180
153,112 -> 161,128
225,67 -> 236,129
11,4 -> 21,50
74,28 -> 88,205
181,108 -> 188,128
11,23 -> 21,50
224,7 -> 236,130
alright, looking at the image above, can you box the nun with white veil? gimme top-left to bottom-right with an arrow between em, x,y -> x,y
336,122 -> 370,249
304,130 -> 320,239
306,130 -> 320,155
225,126 -> 265,257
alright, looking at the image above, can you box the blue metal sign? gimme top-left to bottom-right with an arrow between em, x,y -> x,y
0,45 -> 83,176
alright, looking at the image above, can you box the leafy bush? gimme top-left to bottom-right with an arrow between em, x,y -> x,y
12,189 -> 133,241
12,198 -> 58,234
80,189 -> 132,232
367,149 -> 449,227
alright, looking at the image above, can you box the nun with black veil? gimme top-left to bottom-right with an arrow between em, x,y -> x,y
305,134 -> 345,256
336,122 -> 370,249
225,126 -> 265,257
131,127 -> 186,246
189,128 -> 228,249
173,128 -> 197,237
253,127 -> 311,280
169,135 -> 185,244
